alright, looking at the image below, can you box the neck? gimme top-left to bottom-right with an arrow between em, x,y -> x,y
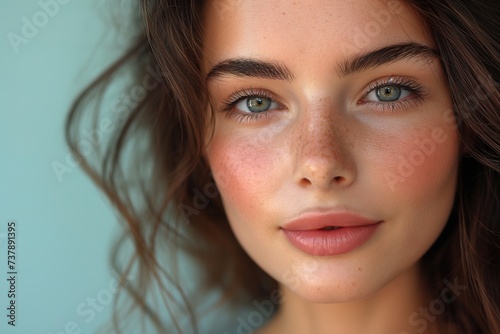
262,263 -> 442,334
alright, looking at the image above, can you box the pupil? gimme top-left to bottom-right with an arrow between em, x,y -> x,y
376,86 -> 401,101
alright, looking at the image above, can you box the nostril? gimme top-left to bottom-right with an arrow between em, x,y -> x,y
334,176 -> 344,182
298,177 -> 313,187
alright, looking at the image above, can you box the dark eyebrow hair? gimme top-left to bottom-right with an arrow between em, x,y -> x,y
206,42 -> 438,81
338,42 -> 438,76
206,59 -> 294,81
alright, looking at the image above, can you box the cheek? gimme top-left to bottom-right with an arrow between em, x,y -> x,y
206,133 -> 281,221
371,122 -> 460,252
374,124 -> 460,198
351,123 -> 460,285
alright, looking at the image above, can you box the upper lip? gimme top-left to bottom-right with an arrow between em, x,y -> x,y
282,210 -> 381,231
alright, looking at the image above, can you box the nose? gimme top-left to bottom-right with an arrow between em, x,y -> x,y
293,103 -> 356,190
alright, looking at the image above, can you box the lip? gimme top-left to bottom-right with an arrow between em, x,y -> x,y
281,211 -> 382,256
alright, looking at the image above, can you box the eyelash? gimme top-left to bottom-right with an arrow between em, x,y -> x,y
359,77 -> 427,111
220,77 -> 427,122
220,87 -> 281,123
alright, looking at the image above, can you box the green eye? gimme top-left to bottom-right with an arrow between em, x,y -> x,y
224,89 -> 282,122
245,97 -> 272,113
365,83 -> 412,104
376,86 -> 402,101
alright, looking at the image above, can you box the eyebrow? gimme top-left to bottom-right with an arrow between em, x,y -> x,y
338,42 -> 438,76
206,42 -> 438,81
207,58 -> 294,81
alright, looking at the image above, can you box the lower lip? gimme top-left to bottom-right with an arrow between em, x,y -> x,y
282,223 -> 381,256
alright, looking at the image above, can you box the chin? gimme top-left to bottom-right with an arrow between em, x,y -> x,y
283,273 -> 381,304
279,256 -> 421,307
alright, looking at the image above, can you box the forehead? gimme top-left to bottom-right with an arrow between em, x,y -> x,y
202,0 -> 431,73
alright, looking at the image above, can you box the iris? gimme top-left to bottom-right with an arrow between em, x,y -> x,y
376,86 -> 402,101
246,97 -> 272,112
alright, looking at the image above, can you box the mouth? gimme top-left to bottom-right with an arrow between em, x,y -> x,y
281,210 -> 382,256
319,226 -> 341,231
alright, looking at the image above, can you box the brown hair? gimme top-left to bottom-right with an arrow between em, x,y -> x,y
66,0 -> 499,333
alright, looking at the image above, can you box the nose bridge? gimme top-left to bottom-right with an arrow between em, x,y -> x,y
298,101 -> 342,162
293,100 -> 354,189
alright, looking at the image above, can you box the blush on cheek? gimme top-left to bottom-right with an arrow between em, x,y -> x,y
383,126 -> 459,194
208,136 -> 279,219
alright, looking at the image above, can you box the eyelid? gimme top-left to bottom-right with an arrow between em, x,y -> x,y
361,76 -> 427,99
216,87 -> 287,123
356,76 -> 429,111
220,87 -> 284,113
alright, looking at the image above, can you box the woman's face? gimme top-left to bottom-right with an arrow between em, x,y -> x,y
202,0 -> 460,302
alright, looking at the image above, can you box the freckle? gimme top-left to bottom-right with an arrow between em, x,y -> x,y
352,282 -> 355,287
358,267 -> 362,271
282,12 -> 286,15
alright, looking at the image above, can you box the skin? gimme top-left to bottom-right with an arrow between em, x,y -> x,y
202,1 -> 460,333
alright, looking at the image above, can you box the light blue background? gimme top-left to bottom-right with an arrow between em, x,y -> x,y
0,1 -> 136,333
0,1 -> 259,333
